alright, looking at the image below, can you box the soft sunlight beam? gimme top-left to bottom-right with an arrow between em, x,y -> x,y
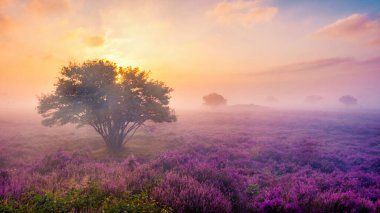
115,73 -> 123,84
102,53 -> 141,68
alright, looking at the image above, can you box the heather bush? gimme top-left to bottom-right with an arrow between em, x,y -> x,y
125,164 -> 163,193
258,198 -> 295,213
152,173 -> 231,213
34,150 -> 84,174
181,163 -> 250,212
318,191 -> 375,213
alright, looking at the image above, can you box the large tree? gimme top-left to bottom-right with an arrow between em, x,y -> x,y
38,60 -> 176,151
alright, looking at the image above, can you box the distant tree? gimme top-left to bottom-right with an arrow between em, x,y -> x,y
37,60 -> 176,152
203,93 -> 227,107
266,96 -> 278,103
339,95 -> 358,107
305,95 -> 323,104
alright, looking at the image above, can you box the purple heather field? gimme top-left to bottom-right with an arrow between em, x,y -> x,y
0,108 -> 379,212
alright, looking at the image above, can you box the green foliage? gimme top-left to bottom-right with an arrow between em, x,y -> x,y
102,192 -> 172,213
0,200 -> 15,213
63,182 -> 105,212
31,192 -> 72,212
246,184 -> 260,197
1,183 -> 171,213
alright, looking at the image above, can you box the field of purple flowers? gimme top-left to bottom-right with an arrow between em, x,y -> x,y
0,108 -> 379,212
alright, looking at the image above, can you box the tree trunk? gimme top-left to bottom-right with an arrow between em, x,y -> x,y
105,130 -> 125,152
91,122 -> 140,152
105,138 -> 124,152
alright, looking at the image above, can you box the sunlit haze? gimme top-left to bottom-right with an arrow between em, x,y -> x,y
1,0 -> 380,110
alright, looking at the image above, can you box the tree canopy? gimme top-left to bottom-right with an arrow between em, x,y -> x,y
202,93 -> 227,107
37,59 -> 176,151
339,95 -> 358,107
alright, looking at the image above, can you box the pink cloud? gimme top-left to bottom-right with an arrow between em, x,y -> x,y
209,0 -> 278,26
315,14 -> 380,46
238,56 -> 380,77
251,57 -> 354,76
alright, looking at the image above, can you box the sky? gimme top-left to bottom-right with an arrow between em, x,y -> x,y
0,0 -> 380,110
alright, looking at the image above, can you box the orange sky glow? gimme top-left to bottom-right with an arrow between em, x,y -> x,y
1,0 -> 380,109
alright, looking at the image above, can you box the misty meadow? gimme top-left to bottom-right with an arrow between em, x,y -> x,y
1,107 -> 380,212
1,0 -> 380,213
